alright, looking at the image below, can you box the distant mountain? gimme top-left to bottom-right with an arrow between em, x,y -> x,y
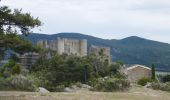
23,33 -> 170,71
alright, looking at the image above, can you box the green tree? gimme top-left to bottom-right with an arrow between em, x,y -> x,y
0,5 -> 41,35
162,75 -> 170,83
0,59 -> 20,77
0,4 -> 41,59
12,64 -> 21,75
109,61 -> 123,75
151,64 -> 156,80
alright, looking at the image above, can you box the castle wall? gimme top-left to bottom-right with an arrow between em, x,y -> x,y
80,39 -> 87,56
57,38 -> 65,55
90,45 -> 111,64
37,38 -> 87,57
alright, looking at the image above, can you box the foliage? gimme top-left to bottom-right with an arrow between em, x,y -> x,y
0,59 -> 21,77
137,77 -> 152,86
29,53 -> 125,91
162,75 -> 170,83
151,64 -> 156,80
75,82 -> 83,88
11,75 -> 35,91
0,4 -> 41,60
0,5 -> 41,35
54,85 -> 65,92
0,75 -> 35,91
151,82 -> 170,92
109,61 -> 123,76
30,54 -> 94,91
92,77 -> 130,92
12,64 -> 21,75
0,77 -> 12,90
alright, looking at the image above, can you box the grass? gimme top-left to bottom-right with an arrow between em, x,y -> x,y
0,86 -> 170,100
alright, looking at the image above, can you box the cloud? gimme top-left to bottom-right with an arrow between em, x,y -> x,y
1,0 -> 170,43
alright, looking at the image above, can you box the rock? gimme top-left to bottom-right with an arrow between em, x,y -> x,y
64,87 -> 74,92
82,84 -> 92,89
71,85 -> 79,90
38,87 -> 50,94
144,82 -> 151,88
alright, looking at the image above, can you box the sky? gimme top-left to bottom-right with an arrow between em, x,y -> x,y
1,0 -> 170,43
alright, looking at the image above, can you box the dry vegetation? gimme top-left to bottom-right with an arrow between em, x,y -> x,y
0,86 -> 170,100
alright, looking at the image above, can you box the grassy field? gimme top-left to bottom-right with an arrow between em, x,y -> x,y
0,86 -> 170,100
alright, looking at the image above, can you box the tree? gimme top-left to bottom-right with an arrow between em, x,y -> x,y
0,59 -> 21,77
151,64 -> 156,80
12,64 -> 21,75
162,75 -> 170,83
109,61 -> 124,77
0,5 -> 41,35
0,3 -> 41,59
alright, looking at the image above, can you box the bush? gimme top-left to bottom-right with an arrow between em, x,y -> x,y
55,85 -> 65,92
151,82 -> 170,92
12,64 -> 21,75
0,75 -> 35,91
162,75 -> 170,83
11,75 -> 35,91
151,82 -> 161,90
75,82 -> 82,88
0,77 -> 13,90
92,77 -> 130,92
137,77 -> 152,86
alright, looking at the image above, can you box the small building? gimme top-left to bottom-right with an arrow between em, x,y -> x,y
19,52 -> 39,69
37,38 -> 87,57
90,45 -> 111,64
126,64 -> 151,83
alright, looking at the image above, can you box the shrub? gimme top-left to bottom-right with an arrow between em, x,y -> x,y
0,75 -> 35,91
55,85 -> 65,92
75,82 -> 82,88
151,82 -> 161,90
11,75 -> 35,91
0,77 -> 13,90
162,75 -> 170,83
137,77 -> 152,86
93,77 -> 130,92
151,82 -> 170,92
12,64 -> 21,75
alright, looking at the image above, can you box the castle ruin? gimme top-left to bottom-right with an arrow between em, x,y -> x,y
37,38 -> 87,57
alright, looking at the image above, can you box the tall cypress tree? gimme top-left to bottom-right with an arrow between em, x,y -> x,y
151,64 -> 156,80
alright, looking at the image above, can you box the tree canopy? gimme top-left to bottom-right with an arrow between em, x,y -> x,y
0,3 -> 41,59
0,5 -> 41,35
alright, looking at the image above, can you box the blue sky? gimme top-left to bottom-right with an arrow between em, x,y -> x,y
1,0 -> 170,43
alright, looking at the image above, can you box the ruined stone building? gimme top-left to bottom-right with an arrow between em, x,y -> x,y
37,38 -> 87,57
19,52 -> 39,69
90,45 -> 111,64
125,64 -> 151,83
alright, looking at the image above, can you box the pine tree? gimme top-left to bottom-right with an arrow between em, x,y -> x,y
0,2 -> 41,59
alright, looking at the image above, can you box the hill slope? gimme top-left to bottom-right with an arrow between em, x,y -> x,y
23,33 -> 170,71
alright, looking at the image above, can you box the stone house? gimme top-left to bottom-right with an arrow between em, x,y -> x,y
125,64 -> 151,83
